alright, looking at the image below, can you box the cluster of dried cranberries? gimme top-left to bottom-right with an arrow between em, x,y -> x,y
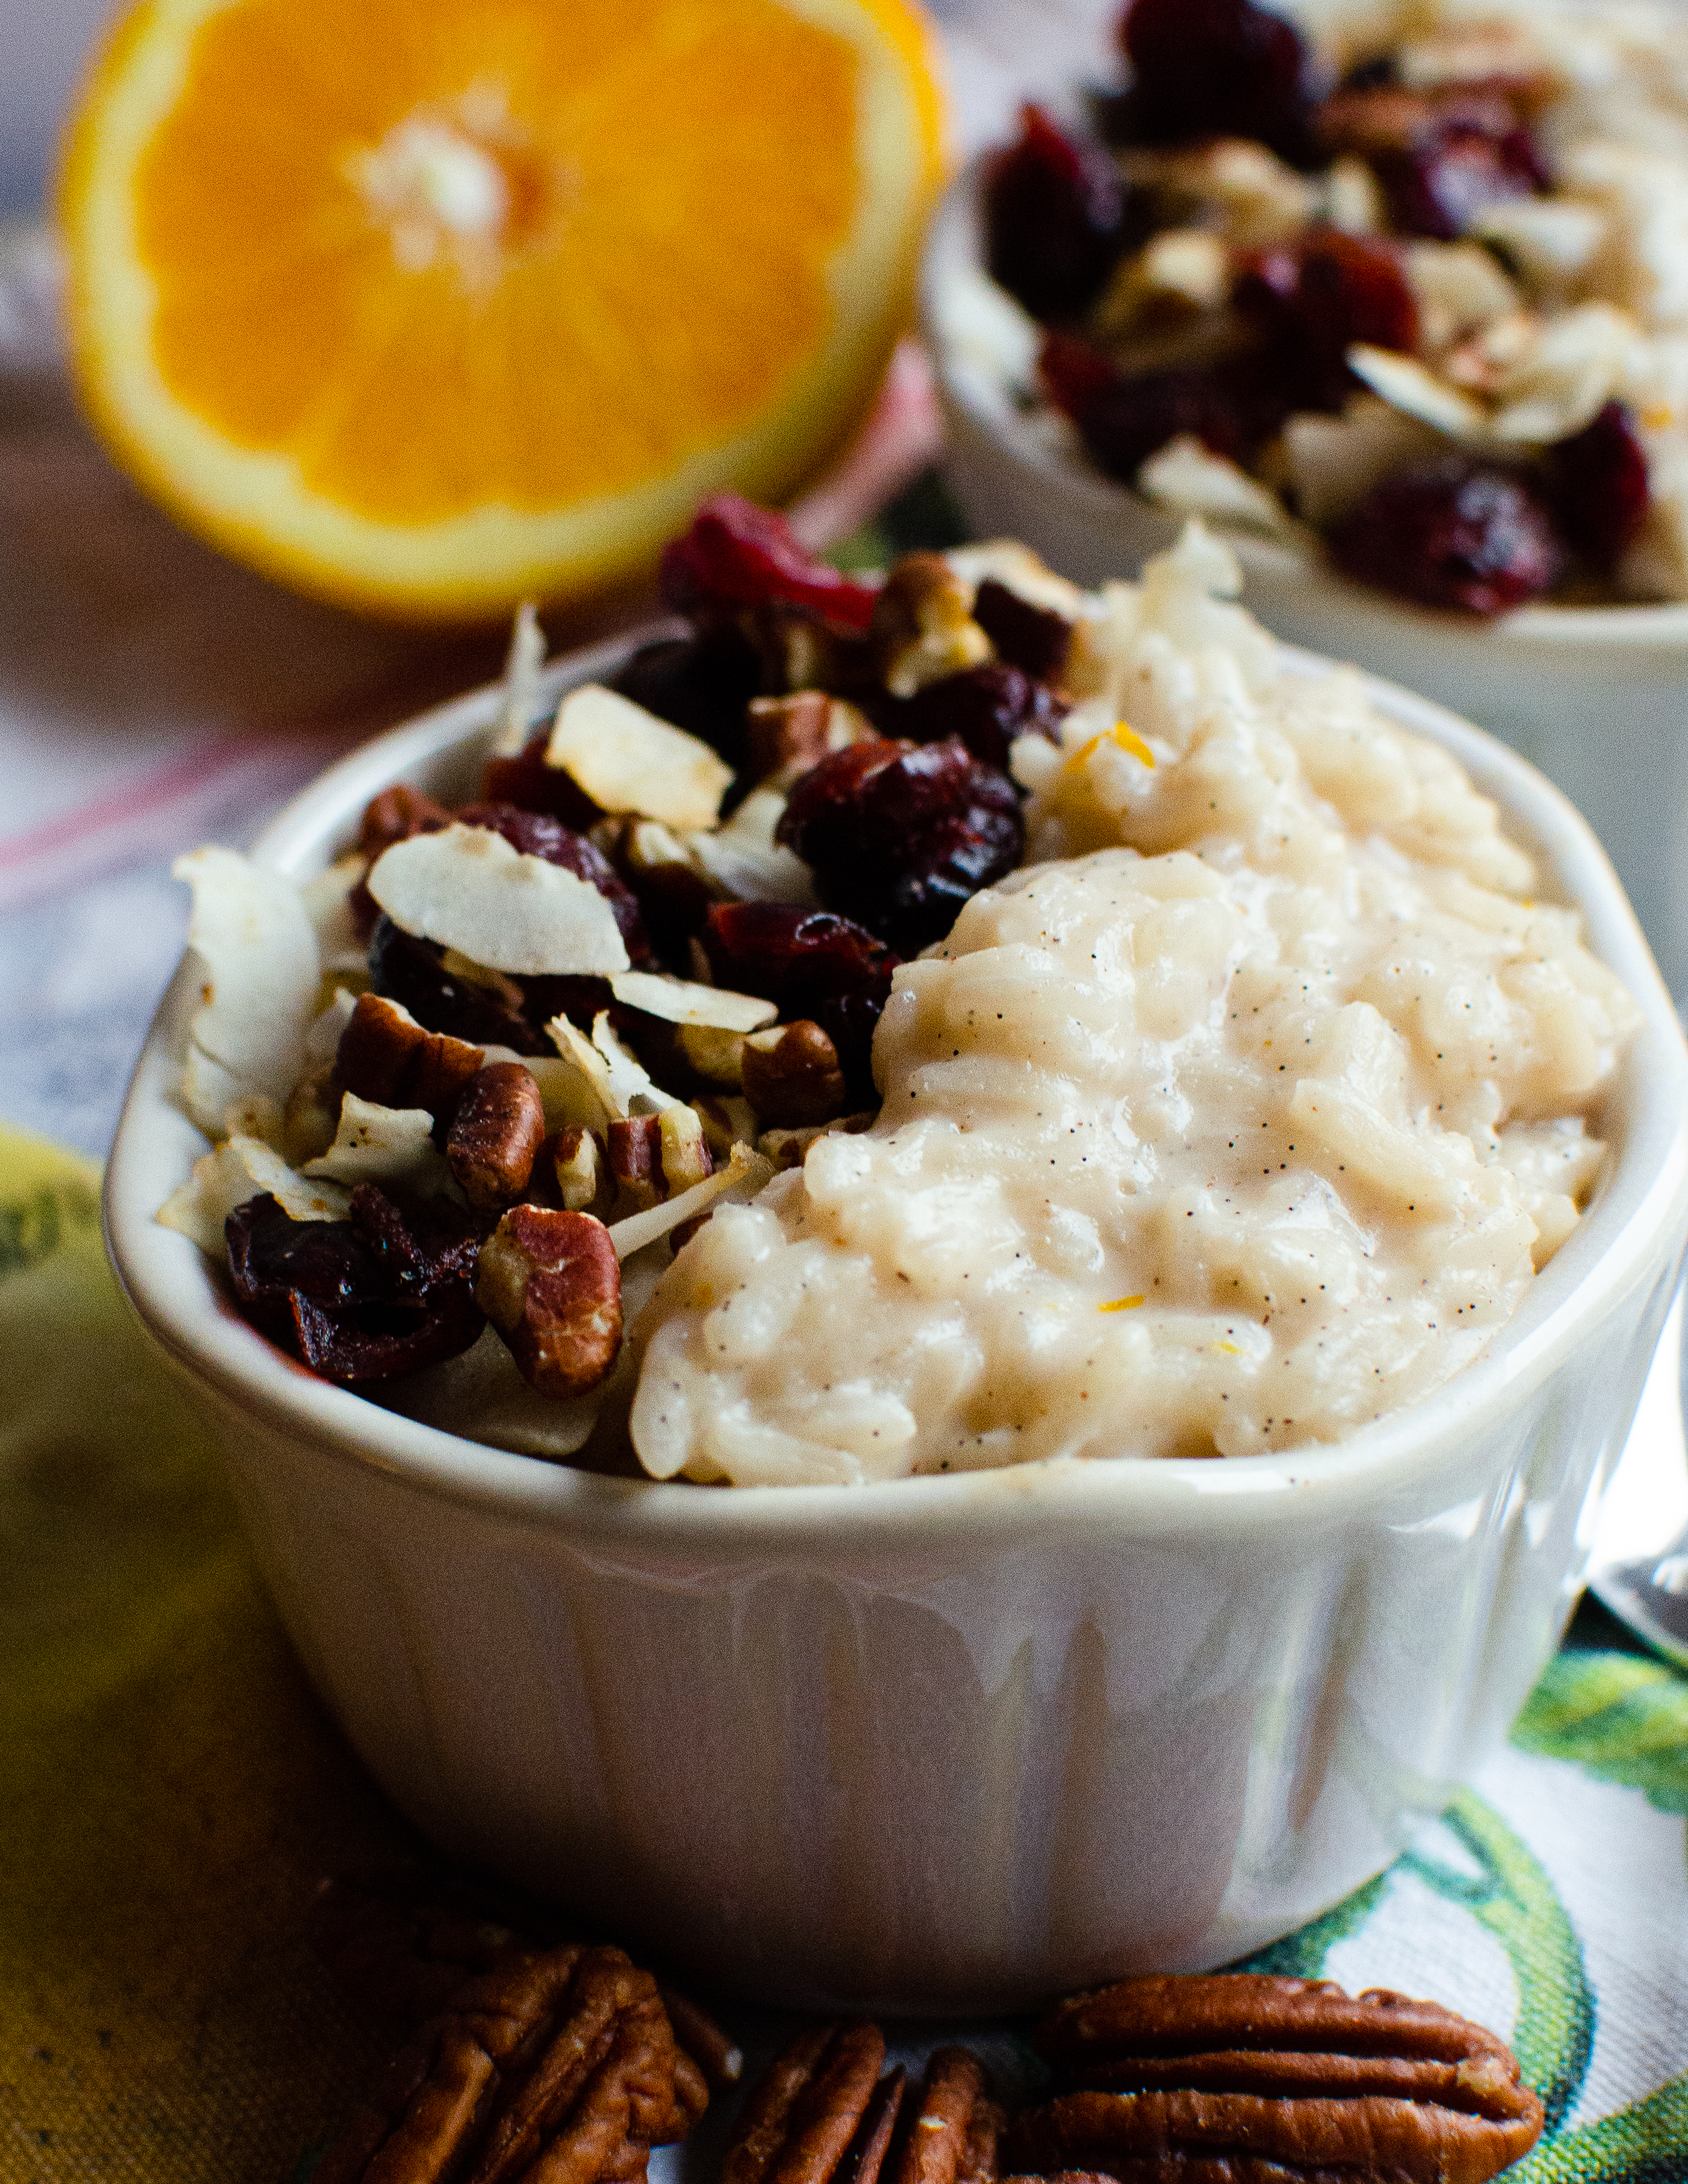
308,1865 -> 1546,2184
216,500 -> 1078,1410
981,0 -> 1653,613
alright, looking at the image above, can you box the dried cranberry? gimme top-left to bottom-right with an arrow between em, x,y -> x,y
702,902 -> 899,1095
972,578 -> 1073,683
873,663 -> 1070,772
289,1288 -> 485,1383
455,802 -> 652,966
659,495 -> 879,634
350,1183 -> 483,1293
607,621 -> 764,772
1115,0 -> 1319,165
1236,230 -> 1419,412
368,917 -> 546,1054
1374,117 -> 1547,240
226,1190 -> 484,1385
478,733 -> 601,829
984,103 -> 1130,322
1546,401 -> 1650,572
1329,458 -> 1566,615
1042,335 -> 1278,481
777,736 -> 1024,955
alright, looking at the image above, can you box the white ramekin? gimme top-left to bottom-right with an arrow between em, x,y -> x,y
922,159 -> 1688,1004
106,623 -> 1688,2016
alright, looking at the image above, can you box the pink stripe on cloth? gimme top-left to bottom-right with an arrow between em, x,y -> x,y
0,725 -> 364,913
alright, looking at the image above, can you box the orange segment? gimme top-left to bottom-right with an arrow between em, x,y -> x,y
59,0 -> 945,618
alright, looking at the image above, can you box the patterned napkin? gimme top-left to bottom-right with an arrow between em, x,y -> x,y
2,1120 -> 1685,2182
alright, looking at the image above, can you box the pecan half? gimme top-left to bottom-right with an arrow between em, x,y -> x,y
726,2023 -> 893,2184
476,1206 -> 623,1398
1008,1974 -> 1544,2184
607,1110 -> 713,1216
315,1943 -> 677,2184
895,2048 -> 1002,2184
448,1062 -> 548,1211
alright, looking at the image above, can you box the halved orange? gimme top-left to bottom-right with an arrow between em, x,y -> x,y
58,0 -> 946,620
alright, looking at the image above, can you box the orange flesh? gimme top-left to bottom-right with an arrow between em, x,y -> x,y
135,0 -> 860,526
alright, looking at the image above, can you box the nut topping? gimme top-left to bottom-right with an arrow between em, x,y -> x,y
747,691 -> 875,787
741,1020 -> 847,1128
314,1943 -> 679,2184
337,990 -> 486,1118
608,1110 -> 714,1216
476,1206 -> 623,1398
544,1124 -> 612,1218
725,2022 -> 891,2184
448,1062 -> 548,1211
1006,1974 -> 1544,2184
872,555 -> 994,699
895,2049 -> 1001,2184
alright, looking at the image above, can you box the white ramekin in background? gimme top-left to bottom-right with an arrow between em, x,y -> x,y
923,160 -> 1688,1004
105,626 -> 1688,2014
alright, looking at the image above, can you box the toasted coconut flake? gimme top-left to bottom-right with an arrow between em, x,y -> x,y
1138,435 -> 1301,535
367,821 -> 631,977
1347,346 -> 1488,438
1284,398 -> 1449,527
159,1132 -> 351,1251
494,601 -> 545,756
593,1011 -> 682,1114
547,1017 -> 623,1128
305,987 -> 362,1068
1406,243 -> 1520,351
547,683 -> 733,830
302,1093 -> 452,1193
299,855 -> 369,974
1490,302 -> 1641,444
174,848 -> 320,1132
609,971 -> 777,1032
686,787 -> 817,905
1325,154 -> 1385,235
1472,197 -> 1607,288
606,1141 -> 776,1260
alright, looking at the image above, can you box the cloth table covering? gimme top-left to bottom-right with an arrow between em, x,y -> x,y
3,4 -> 1686,2176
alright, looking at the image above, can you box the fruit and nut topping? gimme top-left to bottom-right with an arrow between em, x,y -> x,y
159,505 -> 1634,1477
965,0 -> 1688,612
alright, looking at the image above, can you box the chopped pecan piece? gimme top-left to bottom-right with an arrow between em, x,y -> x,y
894,2049 -> 1001,2184
607,1111 -> 713,1216
359,783 -> 452,860
315,1943 -> 678,2184
741,1020 -> 847,1128
726,2022 -> 893,2184
747,691 -> 875,787
873,555 -> 993,700
476,1206 -> 623,1398
1008,1974 -> 1544,2184
448,1062 -> 548,1212
337,990 -> 486,1118
539,1124 -> 612,1218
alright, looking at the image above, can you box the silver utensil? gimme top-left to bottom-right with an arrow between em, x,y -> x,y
1588,1287 -> 1688,1667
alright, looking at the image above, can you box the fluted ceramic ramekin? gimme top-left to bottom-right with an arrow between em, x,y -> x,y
922,157 -> 1688,1004
106,623 -> 1688,2015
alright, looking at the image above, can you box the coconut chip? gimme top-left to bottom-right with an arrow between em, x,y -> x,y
547,684 -> 733,831
493,601 -> 545,758
367,821 -> 631,977
159,1132 -> 351,1251
1137,435 -> 1302,535
685,787 -> 817,905
302,1093 -> 453,1194
608,971 -> 777,1032
1346,345 -> 1489,438
606,1141 -> 777,1261
173,848 -> 321,1137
